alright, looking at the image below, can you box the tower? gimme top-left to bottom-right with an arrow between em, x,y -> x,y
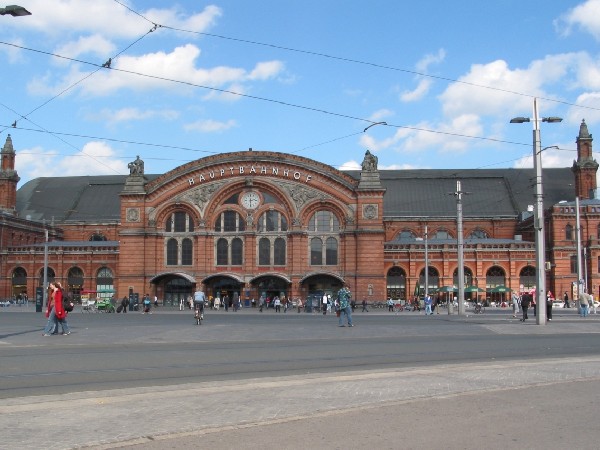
572,119 -> 598,199
0,134 -> 20,214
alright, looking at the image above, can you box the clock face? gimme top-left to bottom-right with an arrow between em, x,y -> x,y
241,191 -> 260,209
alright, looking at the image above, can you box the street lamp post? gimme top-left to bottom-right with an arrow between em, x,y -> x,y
0,4 -> 31,16
510,98 -> 562,325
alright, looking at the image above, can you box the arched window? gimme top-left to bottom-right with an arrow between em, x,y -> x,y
308,211 -> 340,266
418,266 -> 440,293
231,238 -> 243,265
325,237 -> 338,265
309,211 -> 340,232
38,267 -> 55,286
216,238 -> 228,266
259,238 -> 270,265
310,237 -> 323,265
274,238 -> 286,265
182,238 -> 193,265
434,229 -> 451,239
398,230 -> 416,240
215,210 -> 245,232
167,238 -> 178,265
165,211 -> 194,232
96,267 -> 114,296
486,266 -> 506,288
565,224 -> 573,241
257,210 -> 288,232
468,228 -> 489,239
453,267 -> 473,286
519,266 -> 536,290
387,266 -> 407,300
89,233 -> 107,241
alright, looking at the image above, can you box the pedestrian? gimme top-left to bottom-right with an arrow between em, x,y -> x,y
223,294 -> 229,312
154,295 -> 158,308
53,282 -> 71,335
350,298 -> 356,312
121,296 -> 129,313
322,293 -> 328,315
563,291 -> 570,308
591,295 -> 598,314
296,297 -> 303,313
520,292 -> 531,321
361,297 -> 369,312
274,296 -> 281,312
143,294 -> 151,314
233,292 -> 239,312
387,298 -> 394,312
424,295 -> 433,315
259,295 -> 265,312
532,295 -> 537,317
337,284 -> 353,327
579,292 -> 590,317
546,292 -> 553,321
42,285 -> 58,336
511,292 -> 520,318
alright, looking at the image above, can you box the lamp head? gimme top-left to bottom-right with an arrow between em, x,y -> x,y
543,117 -> 563,123
510,117 -> 530,124
0,5 -> 31,16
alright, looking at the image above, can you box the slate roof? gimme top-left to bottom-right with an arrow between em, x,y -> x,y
15,168 -> 575,224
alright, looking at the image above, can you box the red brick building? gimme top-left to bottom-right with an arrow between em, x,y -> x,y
1,120 -> 598,305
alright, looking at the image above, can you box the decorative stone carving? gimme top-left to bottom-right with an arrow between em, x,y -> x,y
361,150 -> 378,172
182,182 -> 223,211
126,207 -> 140,222
292,217 -> 302,226
281,182 -> 322,210
128,155 -> 144,175
363,204 -> 378,219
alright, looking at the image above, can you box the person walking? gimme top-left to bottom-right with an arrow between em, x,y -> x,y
322,294 -> 328,315
511,292 -> 520,318
387,298 -> 394,312
424,295 -> 433,315
579,292 -> 590,317
53,282 -> 71,335
563,291 -> 570,308
42,285 -> 58,336
259,295 -> 265,312
591,295 -> 598,314
274,296 -> 281,312
121,296 -> 129,313
520,292 -> 531,321
546,292 -> 553,321
337,284 -> 353,327
361,297 -> 369,312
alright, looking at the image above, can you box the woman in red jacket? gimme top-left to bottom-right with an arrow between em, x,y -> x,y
53,282 -> 71,335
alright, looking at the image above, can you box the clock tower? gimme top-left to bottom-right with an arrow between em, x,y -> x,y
0,134 -> 20,214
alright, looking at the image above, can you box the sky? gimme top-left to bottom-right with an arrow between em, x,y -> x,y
1,0 -> 600,188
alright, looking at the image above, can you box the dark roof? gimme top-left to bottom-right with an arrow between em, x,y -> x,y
16,168 -> 575,224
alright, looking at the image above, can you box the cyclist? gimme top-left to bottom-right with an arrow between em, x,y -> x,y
193,288 -> 206,325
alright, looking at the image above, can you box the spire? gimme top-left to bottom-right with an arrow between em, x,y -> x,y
578,119 -> 591,140
2,134 -> 15,154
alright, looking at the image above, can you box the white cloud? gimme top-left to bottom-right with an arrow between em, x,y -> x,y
566,93 -> 600,125
1,38 -> 26,63
184,119 -> 237,133
368,109 -> 394,122
54,34 -> 116,63
15,141 -> 128,180
438,53 -> 590,121
89,107 -> 180,126
28,44 -> 285,98
338,160 -> 361,170
556,0 -> 600,41
399,49 -> 445,102
11,1 -> 222,40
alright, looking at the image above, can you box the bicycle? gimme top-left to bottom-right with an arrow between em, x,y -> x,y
194,301 -> 204,325
473,303 -> 485,314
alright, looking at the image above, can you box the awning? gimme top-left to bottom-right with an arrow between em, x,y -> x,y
150,272 -> 196,284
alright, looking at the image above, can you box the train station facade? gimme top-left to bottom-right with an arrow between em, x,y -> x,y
1,120 -> 599,305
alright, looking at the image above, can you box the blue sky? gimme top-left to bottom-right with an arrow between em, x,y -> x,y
1,0 -> 599,186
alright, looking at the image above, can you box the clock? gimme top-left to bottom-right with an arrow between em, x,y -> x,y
241,191 -> 260,209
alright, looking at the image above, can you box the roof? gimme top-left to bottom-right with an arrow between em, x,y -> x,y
15,167 -> 575,224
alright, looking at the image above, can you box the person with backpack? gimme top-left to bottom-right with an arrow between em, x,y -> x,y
337,284 -> 354,327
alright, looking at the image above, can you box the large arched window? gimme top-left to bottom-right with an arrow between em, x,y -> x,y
215,211 -> 245,232
519,266 -> 536,291
182,238 -> 193,265
231,238 -> 243,265
486,266 -> 506,288
96,267 -> 114,298
164,210 -> 195,266
167,238 -> 178,265
308,211 -> 340,266
468,228 -> 489,239
216,238 -> 228,266
256,210 -> 288,266
387,266 -> 407,300
166,211 -> 194,232
38,267 -> 55,286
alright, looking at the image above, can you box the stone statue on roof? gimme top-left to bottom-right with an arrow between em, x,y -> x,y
361,150 -> 378,172
128,155 -> 144,175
